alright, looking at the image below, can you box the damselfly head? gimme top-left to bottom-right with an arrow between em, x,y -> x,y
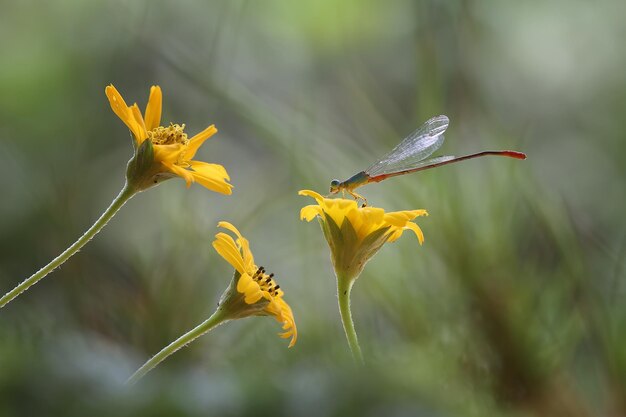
329,179 -> 341,194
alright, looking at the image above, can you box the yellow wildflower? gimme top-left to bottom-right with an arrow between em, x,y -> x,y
105,84 -> 232,194
299,189 -> 427,279
299,189 -> 427,361
213,222 -> 297,347
126,222 -> 297,384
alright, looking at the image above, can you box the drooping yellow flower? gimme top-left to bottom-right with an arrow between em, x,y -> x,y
213,222 -> 297,347
106,84 -> 232,194
299,189 -> 427,279
126,222 -> 297,384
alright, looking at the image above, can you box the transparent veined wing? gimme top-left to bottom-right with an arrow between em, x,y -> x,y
365,115 -> 449,177
383,155 -> 457,174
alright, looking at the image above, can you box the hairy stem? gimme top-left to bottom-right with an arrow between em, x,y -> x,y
127,309 -> 229,385
0,183 -> 136,309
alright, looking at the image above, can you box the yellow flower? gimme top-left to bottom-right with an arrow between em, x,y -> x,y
299,189 -> 427,279
212,222 -> 297,347
299,189 -> 427,361
105,84 -> 232,194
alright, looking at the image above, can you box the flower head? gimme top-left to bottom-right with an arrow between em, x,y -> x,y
106,84 -> 232,194
299,190 -> 427,280
212,222 -> 297,347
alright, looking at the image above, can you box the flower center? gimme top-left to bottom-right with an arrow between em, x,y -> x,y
252,266 -> 282,297
147,123 -> 189,146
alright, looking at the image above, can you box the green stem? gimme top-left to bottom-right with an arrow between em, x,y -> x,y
0,183 -> 137,309
127,309 -> 229,385
337,274 -> 364,363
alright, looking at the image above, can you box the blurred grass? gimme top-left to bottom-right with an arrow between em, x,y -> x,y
1,0 -> 625,416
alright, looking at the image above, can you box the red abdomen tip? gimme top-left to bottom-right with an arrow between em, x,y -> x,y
502,151 -> 527,160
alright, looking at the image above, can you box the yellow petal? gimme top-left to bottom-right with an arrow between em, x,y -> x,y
217,221 -> 255,269
384,211 -> 414,227
190,170 -> 233,195
153,143 -> 185,164
323,198 -> 358,227
190,161 -> 230,181
298,189 -> 324,203
130,104 -> 148,143
237,274 -> 263,304
105,85 -> 130,121
217,221 -> 244,240
353,206 -> 385,237
238,275 -> 264,304
244,290 -> 264,304
236,272 -> 251,292
386,229 -> 403,242
384,209 -> 428,226
404,222 -> 425,245
300,205 -> 322,221
185,125 -> 218,160
162,162 -> 194,187
212,233 -> 246,274
130,103 -> 146,130
361,206 -> 385,224
236,272 -> 256,293
105,85 -> 144,143
238,238 -> 254,272
275,299 -> 297,347
144,85 -> 162,132
298,189 -> 359,228
265,299 -> 281,316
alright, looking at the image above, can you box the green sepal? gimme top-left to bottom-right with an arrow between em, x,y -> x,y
136,138 -> 154,172
353,226 -> 391,274
124,139 -> 169,191
340,215 -> 358,250
217,270 -> 270,319
323,212 -> 342,246
321,213 -> 343,269
127,139 -> 154,180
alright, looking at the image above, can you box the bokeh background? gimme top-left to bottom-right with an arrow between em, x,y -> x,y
1,1 -> 625,416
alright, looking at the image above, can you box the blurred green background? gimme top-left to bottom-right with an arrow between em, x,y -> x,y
1,1 -> 625,416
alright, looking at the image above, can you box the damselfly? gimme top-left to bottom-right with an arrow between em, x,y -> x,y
329,115 -> 526,203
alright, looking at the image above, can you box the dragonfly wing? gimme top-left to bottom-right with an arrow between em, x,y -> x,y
365,115 -> 450,177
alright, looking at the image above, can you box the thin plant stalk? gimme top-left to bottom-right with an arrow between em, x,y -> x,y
336,273 -> 364,363
0,183 -> 136,308
127,309 -> 229,385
